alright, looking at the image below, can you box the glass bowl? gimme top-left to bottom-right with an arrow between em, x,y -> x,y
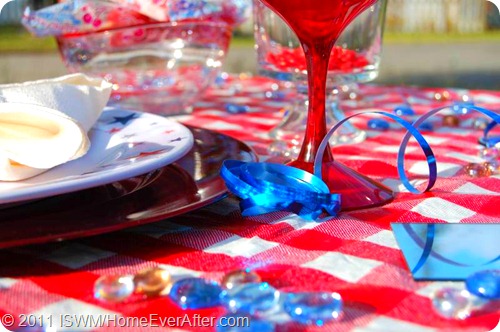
57,21 -> 232,115
254,0 -> 386,89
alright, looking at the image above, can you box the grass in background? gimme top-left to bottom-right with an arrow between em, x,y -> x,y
0,25 -> 57,52
1,25 -> 500,52
384,30 -> 500,43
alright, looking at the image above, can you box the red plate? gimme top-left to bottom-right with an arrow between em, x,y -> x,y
0,127 -> 256,249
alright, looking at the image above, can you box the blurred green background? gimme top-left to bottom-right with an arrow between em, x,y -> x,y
1,0 -> 500,89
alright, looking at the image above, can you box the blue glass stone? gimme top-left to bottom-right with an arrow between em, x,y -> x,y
367,118 -> 390,131
284,292 -> 343,326
418,121 -> 434,131
265,91 -> 286,100
225,103 -> 250,114
220,282 -> 280,315
452,102 -> 474,115
215,74 -> 228,86
465,270 -> 500,300
169,278 -> 222,309
394,104 -> 416,116
215,313 -> 275,332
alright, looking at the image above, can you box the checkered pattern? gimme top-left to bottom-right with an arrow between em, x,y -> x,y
0,76 -> 499,332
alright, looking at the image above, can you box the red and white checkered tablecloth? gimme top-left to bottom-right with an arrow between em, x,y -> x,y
0,76 -> 499,332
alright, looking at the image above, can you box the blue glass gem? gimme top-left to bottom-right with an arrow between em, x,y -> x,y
169,278 -> 222,309
220,282 -> 280,315
452,102 -> 474,115
215,73 -> 229,86
284,292 -> 343,326
418,121 -> 434,131
394,104 -> 416,116
215,313 -> 275,332
225,103 -> 250,114
367,118 -> 390,131
465,270 -> 500,300
265,91 -> 286,100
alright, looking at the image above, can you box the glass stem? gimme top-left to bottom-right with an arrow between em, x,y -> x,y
297,42 -> 334,164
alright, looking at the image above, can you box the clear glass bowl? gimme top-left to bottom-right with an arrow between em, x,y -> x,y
254,0 -> 387,89
254,0 -> 387,156
57,21 -> 232,115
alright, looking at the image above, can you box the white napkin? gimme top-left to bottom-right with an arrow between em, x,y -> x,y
0,74 -> 112,181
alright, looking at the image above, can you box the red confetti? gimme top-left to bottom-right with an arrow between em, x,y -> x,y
266,46 -> 370,72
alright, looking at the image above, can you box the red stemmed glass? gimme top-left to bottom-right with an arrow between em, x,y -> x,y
257,0 -> 393,210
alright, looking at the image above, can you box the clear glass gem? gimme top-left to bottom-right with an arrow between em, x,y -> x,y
169,278 -> 222,309
367,118 -> 390,131
94,275 -> 135,302
284,292 -> 343,326
348,91 -> 359,100
134,267 -> 172,297
473,118 -> 489,130
432,288 -> 474,319
464,163 -> 493,178
465,270 -> 500,300
484,161 -> 499,174
461,94 -> 472,103
215,313 -> 274,332
221,269 -> 262,290
267,141 -> 300,159
479,147 -> 499,162
434,91 -> 451,101
221,282 -> 280,315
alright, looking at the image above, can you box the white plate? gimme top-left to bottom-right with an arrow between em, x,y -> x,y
0,108 -> 194,204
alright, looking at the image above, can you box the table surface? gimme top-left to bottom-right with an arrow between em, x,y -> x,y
0,76 -> 499,332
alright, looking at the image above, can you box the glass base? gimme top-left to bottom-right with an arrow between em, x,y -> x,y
268,94 -> 367,158
288,159 -> 394,211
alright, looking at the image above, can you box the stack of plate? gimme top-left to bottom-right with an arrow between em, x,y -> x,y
0,109 -> 256,249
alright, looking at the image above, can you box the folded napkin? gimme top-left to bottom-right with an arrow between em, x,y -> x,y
0,74 -> 112,181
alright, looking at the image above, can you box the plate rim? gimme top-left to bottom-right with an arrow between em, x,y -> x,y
0,109 -> 194,204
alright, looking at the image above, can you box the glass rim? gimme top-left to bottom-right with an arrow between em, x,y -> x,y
56,20 -> 232,40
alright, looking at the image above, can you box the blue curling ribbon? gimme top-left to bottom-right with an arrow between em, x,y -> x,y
221,160 -> 340,220
480,114 -> 500,147
314,111 -> 437,194
400,105 -> 500,275
221,104 -> 499,221
405,103 -> 500,151
314,106 -> 500,194
410,224 -> 435,275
